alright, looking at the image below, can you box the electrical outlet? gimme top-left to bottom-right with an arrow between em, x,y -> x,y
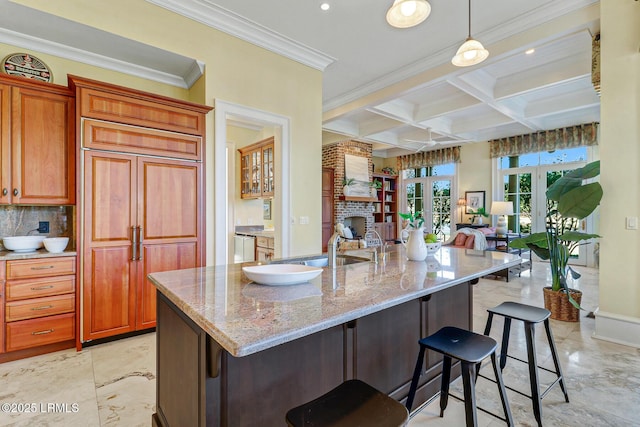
38,221 -> 49,233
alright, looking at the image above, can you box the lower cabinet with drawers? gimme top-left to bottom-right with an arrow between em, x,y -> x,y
256,236 -> 275,261
1,256 -> 76,362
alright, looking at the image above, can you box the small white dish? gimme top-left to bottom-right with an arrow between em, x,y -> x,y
3,236 -> 46,252
242,264 -> 323,286
43,237 -> 69,253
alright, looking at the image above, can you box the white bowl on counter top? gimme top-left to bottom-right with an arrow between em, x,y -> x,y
43,237 -> 69,253
2,235 -> 46,253
242,264 -> 323,286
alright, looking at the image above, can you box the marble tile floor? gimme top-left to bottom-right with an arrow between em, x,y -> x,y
0,262 -> 638,426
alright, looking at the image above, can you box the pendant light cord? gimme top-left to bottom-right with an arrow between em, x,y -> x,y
467,0 -> 471,38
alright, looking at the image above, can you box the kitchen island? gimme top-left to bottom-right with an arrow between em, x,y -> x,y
149,245 -> 520,427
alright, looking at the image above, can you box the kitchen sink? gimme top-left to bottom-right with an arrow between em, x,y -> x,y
271,254 -> 370,267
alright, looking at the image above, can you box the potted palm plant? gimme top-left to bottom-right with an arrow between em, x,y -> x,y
510,160 -> 602,321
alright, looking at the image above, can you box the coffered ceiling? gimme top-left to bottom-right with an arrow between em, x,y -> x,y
149,0 -> 601,157
1,0 -> 601,157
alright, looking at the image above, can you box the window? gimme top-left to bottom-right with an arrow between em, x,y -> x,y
402,163 -> 455,241
498,146 -> 593,265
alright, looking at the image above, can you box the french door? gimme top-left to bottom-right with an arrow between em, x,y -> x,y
403,176 -> 453,241
500,162 -> 589,265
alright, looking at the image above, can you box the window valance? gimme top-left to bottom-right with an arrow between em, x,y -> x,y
489,122 -> 599,158
397,146 -> 461,170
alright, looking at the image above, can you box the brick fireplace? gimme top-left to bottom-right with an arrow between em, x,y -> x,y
322,140 -> 375,236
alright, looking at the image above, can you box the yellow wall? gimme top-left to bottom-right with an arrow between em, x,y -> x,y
597,0 -> 640,330
12,0 -> 323,262
458,142 -> 493,224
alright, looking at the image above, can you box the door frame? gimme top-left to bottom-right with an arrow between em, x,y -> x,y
494,159 -> 594,266
213,99 -> 291,266
401,175 -> 455,240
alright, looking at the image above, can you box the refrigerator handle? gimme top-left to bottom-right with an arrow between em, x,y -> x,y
131,226 -> 137,261
138,226 -> 143,261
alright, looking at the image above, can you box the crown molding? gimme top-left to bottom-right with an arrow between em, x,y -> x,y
0,27 -> 203,89
146,0 -> 335,71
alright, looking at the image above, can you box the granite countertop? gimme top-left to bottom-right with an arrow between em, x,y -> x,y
0,249 -> 77,260
149,245 -> 520,357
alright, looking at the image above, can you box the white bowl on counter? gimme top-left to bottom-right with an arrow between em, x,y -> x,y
242,264 -> 323,286
3,235 -> 46,253
43,237 -> 69,253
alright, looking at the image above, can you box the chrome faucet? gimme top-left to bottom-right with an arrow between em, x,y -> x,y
328,232 -> 341,269
364,229 -> 385,264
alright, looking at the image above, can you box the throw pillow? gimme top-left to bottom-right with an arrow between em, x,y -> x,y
464,235 -> 476,249
454,233 -> 467,246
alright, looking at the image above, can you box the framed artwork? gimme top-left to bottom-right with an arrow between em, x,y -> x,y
465,191 -> 485,213
263,199 -> 272,220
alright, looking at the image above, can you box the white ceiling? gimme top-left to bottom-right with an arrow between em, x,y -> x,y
1,0 -> 601,157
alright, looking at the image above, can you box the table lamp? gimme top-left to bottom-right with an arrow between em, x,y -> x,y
490,201 -> 514,237
457,197 -> 467,221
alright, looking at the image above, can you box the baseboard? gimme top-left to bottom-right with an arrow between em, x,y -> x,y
593,308 -> 640,348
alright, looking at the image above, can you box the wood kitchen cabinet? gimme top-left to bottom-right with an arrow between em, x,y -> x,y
255,236 -> 275,261
71,76 -> 211,343
0,75 -> 75,205
2,257 -> 76,358
0,261 -> 4,354
83,152 -> 201,340
238,136 -> 274,199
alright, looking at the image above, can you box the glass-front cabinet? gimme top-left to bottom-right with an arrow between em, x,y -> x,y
238,136 -> 274,199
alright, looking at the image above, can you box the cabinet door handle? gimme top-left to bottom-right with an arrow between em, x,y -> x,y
30,285 -> 54,290
131,226 -> 137,261
137,226 -> 143,261
2,188 -> 7,196
13,188 -> 18,196
32,329 -> 54,335
31,265 -> 54,270
31,305 -> 54,311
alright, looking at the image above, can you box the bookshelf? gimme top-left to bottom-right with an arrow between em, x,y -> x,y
372,173 -> 398,241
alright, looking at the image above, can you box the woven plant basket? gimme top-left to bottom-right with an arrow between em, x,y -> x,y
543,287 -> 582,322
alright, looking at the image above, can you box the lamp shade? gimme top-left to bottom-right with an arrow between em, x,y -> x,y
490,201 -> 514,216
386,0 -> 431,28
457,197 -> 467,206
452,37 -> 489,67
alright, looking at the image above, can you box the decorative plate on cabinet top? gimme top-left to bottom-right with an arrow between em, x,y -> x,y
242,264 -> 323,286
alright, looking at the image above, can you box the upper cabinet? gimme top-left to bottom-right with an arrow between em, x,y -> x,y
0,75 -> 75,205
238,136 -> 274,199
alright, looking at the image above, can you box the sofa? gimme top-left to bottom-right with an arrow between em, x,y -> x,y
445,227 -> 496,251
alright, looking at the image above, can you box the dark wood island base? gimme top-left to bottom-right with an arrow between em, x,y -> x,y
153,282 -> 472,426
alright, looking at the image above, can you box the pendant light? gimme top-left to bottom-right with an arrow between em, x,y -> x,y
386,0 -> 431,28
452,0 -> 489,67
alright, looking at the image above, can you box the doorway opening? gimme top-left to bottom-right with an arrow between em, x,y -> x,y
213,99 -> 291,265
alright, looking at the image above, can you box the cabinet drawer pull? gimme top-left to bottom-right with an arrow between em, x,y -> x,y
2,188 -> 7,196
31,305 -> 54,311
30,285 -> 55,291
13,188 -> 18,196
30,265 -> 55,270
32,329 -> 54,335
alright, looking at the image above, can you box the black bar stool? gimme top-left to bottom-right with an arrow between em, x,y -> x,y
285,379 -> 409,427
406,326 -> 513,427
483,301 -> 570,427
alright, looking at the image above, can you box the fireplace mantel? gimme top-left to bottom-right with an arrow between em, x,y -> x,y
339,195 -> 378,202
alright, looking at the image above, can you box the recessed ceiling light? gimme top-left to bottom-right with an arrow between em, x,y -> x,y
320,3 -> 330,11
525,48 -> 535,55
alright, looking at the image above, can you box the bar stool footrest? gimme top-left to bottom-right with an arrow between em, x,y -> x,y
445,391 -> 510,424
